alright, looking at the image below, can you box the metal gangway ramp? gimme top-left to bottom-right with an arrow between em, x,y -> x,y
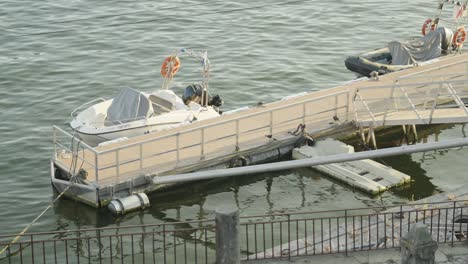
353,69 -> 468,145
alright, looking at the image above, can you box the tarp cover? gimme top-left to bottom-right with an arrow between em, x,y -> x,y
388,28 -> 449,66
106,87 -> 153,123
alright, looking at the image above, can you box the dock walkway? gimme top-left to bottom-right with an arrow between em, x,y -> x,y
52,53 -> 468,206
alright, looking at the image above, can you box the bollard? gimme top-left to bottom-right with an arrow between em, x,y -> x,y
401,223 -> 438,264
216,206 -> 240,264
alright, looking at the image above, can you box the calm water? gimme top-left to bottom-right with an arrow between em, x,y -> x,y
1,0 -> 467,234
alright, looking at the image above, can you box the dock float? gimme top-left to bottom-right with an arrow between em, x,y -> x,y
292,139 -> 411,194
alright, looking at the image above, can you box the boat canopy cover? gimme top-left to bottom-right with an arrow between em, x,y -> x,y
388,28 -> 450,65
106,87 -> 153,123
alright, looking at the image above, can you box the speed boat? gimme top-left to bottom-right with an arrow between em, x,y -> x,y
70,49 -> 223,146
345,0 -> 467,77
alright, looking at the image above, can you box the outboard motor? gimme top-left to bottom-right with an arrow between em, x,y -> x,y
437,27 -> 454,52
182,84 -> 223,108
182,84 -> 203,105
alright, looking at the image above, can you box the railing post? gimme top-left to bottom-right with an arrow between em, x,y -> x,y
215,206 -> 240,264
176,133 -> 180,163
236,120 -> 240,150
94,152 -> 99,185
201,128 -> 205,159
139,144 -> 143,170
269,111 -> 273,136
302,102 -> 306,125
52,127 -> 57,159
451,201 -> 456,247
345,209 -> 348,256
116,150 -> 120,180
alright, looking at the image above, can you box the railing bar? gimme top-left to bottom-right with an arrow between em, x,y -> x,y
336,217 -> 340,253
304,220 -> 308,256
288,215 -> 291,260
184,232 -> 187,264
296,219 -> 299,256
345,210 -> 348,255
131,234 -> 134,264
65,240 -> 69,264
391,212 -> 394,248
152,231 -> 156,264
163,226 -> 166,264
360,215 -> 363,251
173,231 -> 176,264
42,241 -> 46,264
54,240 -> 57,264
437,209 -> 441,243
87,237 -> 91,264
271,222 -> 274,259
205,228 -> 208,264
280,221 -> 283,258
368,215 -> 371,250
320,219 -> 323,255
7,243 -> 11,264
254,224 -> 258,260
109,236 -> 112,264
194,230 -> 197,264
445,208 -> 449,243
142,233 -> 146,264
120,235 -> 123,264
245,224 -> 249,260
19,242 -> 23,264
328,218 -> 331,254
352,215 -> 355,252
263,223 -> 266,258
451,202 -> 456,246
30,235 -> 35,264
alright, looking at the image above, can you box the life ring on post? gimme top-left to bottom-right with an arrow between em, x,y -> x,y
160,56 -> 181,77
421,18 -> 436,36
453,26 -> 467,48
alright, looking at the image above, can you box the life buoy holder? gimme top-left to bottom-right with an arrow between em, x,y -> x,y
160,56 -> 181,77
421,18 -> 437,36
453,26 -> 467,48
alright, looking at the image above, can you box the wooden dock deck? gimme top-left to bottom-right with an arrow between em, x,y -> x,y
52,53 -> 468,207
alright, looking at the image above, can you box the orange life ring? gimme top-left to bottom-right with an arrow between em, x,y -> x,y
421,18 -> 437,36
453,27 -> 467,47
160,56 -> 180,77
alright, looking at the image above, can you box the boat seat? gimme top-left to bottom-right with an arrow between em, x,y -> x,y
149,95 -> 175,115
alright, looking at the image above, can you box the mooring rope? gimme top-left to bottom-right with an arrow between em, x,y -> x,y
0,137 -> 85,257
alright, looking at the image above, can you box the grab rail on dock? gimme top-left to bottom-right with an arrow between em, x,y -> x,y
0,199 -> 466,263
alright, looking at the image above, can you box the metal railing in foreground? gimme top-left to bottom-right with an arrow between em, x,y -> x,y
0,200 -> 466,263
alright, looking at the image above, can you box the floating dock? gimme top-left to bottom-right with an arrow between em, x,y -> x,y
52,53 -> 468,207
292,139 -> 410,194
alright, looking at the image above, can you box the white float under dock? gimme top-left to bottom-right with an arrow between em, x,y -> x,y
292,139 -> 411,194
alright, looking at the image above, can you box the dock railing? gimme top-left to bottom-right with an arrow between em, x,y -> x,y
52,126 -> 99,183
1,200 -> 466,263
62,90 -> 350,186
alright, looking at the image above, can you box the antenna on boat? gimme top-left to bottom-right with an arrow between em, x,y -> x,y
200,50 -> 210,107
